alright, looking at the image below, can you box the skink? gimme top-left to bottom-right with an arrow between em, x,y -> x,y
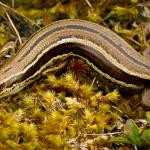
0,19 -> 150,98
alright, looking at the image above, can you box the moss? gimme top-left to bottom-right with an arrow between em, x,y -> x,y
0,0 -> 149,149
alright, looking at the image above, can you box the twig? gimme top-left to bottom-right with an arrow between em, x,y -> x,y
0,1 -> 40,28
112,105 -> 123,114
42,61 -> 68,76
134,145 -> 137,150
126,37 -> 142,47
90,77 -> 96,87
3,8 -> 22,45
12,0 -> 14,8
84,0 -> 94,10
84,132 -> 123,136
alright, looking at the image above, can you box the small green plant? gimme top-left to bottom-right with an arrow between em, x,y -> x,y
110,112 -> 150,148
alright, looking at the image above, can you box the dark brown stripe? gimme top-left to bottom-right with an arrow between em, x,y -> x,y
21,38 -> 147,86
18,24 -> 150,69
